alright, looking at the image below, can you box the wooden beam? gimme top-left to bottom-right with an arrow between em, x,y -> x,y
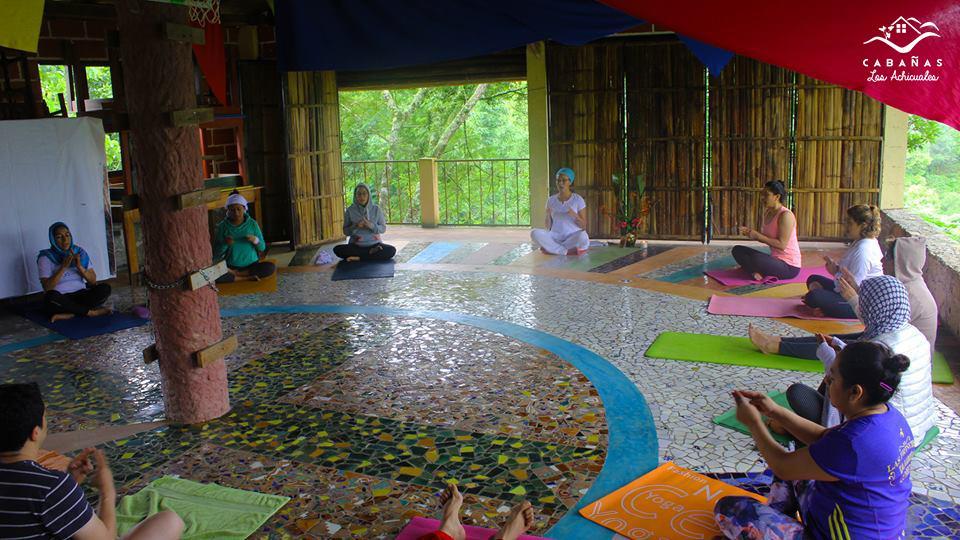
187,260 -> 228,290
169,107 -> 214,126
143,344 -> 159,364
163,23 -> 205,45
194,335 -> 238,368
176,187 -> 222,210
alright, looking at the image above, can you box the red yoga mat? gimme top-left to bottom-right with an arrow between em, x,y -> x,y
707,295 -> 857,320
704,266 -> 831,286
394,517 -> 547,540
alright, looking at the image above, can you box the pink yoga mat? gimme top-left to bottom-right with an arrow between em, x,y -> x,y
395,517 -> 548,540
704,266 -> 831,286
707,295 -> 856,320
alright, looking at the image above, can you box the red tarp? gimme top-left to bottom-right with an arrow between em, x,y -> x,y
192,22 -> 227,106
601,0 -> 960,130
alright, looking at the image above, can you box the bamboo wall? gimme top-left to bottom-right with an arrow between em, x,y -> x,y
545,38 -> 884,241
546,43 -> 624,238
625,42 -> 705,240
793,75 -> 883,239
709,56 -> 793,239
285,70 -> 345,248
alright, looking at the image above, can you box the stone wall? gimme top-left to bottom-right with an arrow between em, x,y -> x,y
881,209 -> 960,337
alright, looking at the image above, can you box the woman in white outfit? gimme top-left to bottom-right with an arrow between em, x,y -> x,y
530,168 -> 589,255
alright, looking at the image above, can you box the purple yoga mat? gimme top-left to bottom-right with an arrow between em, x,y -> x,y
707,295 -> 857,320
704,266 -> 831,286
394,517 -> 548,540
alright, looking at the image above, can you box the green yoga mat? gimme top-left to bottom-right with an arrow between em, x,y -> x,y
117,476 -> 290,539
713,392 -> 940,452
713,391 -> 793,444
647,332 -> 955,384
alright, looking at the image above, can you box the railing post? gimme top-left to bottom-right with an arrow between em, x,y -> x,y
419,157 -> 440,228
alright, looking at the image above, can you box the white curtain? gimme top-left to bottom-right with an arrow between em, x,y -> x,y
0,117 -> 114,299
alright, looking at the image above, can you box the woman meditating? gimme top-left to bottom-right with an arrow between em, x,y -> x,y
37,222 -> 111,322
802,204 -> 883,319
334,183 -> 396,262
732,180 -> 801,281
530,168 -> 589,256
213,192 -> 275,283
715,341 -> 915,539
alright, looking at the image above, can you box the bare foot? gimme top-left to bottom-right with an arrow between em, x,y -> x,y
50,313 -> 75,323
494,500 -> 534,540
807,281 -> 823,291
748,324 -> 780,355
86,307 -> 110,318
765,417 -> 788,435
751,272 -> 764,282
346,256 -> 360,262
437,484 -> 465,540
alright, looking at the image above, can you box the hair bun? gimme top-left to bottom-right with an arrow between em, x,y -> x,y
884,354 -> 911,373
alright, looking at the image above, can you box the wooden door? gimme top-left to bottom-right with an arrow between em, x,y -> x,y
284,71 -> 345,248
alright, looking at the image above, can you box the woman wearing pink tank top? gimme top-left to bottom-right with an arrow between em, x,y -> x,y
732,180 -> 801,281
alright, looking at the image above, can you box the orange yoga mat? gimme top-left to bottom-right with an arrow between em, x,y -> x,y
579,462 -> 765,539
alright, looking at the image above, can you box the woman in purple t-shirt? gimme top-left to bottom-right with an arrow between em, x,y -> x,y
36,222 -> 111,322
715,341 -> 914,539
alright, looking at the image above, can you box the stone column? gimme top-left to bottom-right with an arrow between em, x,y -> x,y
116,0 -> 229,423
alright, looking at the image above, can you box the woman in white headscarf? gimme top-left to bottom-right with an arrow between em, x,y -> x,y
213,191 -> 275,282
334,183 -> 396,261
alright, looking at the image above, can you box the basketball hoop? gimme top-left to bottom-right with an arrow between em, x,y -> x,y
189,0 -> 220,27
147,0 -> 220,27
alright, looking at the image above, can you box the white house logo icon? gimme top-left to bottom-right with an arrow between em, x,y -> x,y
864,16 -> 941,53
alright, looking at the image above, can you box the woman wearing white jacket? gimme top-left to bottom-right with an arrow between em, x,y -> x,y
786,275 -> 937,441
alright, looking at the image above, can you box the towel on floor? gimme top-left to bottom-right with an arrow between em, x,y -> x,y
395,517 -> 547,540
707,295 -> 857,320
116,476 -> 289,539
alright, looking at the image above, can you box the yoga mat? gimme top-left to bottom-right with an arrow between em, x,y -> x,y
395,517 -> 546,540
707,295 -> 857,321
331,259 -> 395,281
579,462 -> 764,539
407,241 -> 462,264
217,267 -> 278,296
933,352 -> 955,384
116,476 -> 289,540
15,305 -> 149,340
705,265 -> 831,286
713,391 -> 794,445
645,332 -> 822,372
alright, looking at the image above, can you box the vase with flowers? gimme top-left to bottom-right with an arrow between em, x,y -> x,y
606,174 -> 649,247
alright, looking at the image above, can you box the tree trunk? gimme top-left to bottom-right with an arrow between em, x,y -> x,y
380,89 -> 426,220
429,84 -> 488,158
116,0 -> 229,424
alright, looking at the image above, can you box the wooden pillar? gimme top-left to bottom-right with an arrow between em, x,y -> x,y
418,158 -> 440,227
880,105 -> 908,209
116,0 -> 229,424
527,42 -> 550,228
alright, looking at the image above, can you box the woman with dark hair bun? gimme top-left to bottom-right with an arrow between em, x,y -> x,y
714,340 -> 915,539
732,180 -> 801,281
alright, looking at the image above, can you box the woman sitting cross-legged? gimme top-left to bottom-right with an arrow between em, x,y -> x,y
213,192 -> 276,283
715,341 -> 915,539
37,222 -> 111,322
732,180 -> 801,281
334,183 -> 396,262
802,204 -> 883,319
530,168 -> 589,256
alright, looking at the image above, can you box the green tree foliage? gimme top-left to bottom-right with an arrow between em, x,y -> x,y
339,82 -> 530,225
37,65 -> 121,171
905,116 -> 960,240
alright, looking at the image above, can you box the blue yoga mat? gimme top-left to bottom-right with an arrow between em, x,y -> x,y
331,260 -> 395,281
16,306 -> 149,340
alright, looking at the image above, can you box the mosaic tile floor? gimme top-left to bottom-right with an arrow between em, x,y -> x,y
2,241 -> 960,538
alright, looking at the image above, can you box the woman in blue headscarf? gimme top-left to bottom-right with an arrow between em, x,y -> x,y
334,183 -> 396,262
530,168 -> 589,255
36,222 -> 111,322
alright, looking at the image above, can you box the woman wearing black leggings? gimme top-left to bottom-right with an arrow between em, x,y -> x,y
732,180 -> 801,281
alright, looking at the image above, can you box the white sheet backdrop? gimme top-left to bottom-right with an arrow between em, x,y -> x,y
0,117 -> 114,299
